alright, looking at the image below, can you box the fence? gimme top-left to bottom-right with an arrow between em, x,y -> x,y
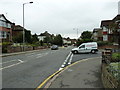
101,49 -> 120,88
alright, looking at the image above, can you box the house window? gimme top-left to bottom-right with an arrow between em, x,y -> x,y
0,31 -> 7,39
0,20 -> 11,28
103,26 -> 108,31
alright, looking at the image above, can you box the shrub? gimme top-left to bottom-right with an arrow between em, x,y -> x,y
2,42 -> 12,46
2,42 -> 12,53
107,62 -> 120,81
112,53 -> 120,62
97,41 -> 113,47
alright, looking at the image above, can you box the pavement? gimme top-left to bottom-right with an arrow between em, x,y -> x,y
42,57 -> 104,89
0,49 -> 48,57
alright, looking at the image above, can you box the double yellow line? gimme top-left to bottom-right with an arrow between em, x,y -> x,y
36,57 -> 100,89
35,69 -> 64,90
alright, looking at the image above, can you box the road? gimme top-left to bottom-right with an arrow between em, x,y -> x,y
2,46 -> 101,88
2,46 -> 72,88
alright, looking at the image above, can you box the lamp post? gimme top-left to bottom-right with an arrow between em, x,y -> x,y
73,28 -> 79,39
23,2 -> 33,51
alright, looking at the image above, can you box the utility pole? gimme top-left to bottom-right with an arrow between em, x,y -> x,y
73,28 -> 79,39
22,2 -> 33,51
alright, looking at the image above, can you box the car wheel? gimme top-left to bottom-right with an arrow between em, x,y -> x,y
91,50 -> 95,54
74,50 -> 78,54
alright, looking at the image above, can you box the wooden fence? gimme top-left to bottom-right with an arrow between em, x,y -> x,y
101,49 -> 120,89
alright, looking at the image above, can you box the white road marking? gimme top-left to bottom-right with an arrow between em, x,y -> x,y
59,67 -> 64,71
18,59 -> 24,63
36,53 -> 49,58
65,52 -> 72,62
36,55 -> 43,58
59,52 -> 72,70
0,59 -> 24,70
27,54 -> 36,57
0,60 -> 17,64
68,54 -> 73,65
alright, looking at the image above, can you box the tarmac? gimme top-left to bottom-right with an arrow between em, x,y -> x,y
42,57 -> 104,89
1,49 -> 105,89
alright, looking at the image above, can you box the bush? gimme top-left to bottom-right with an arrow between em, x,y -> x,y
112,53 -> 120,62
107,62 -> 120,81
97,41 -> 113,47
2,42 -> 12,53
76,39 -> 93,46
2,42 -> 12,46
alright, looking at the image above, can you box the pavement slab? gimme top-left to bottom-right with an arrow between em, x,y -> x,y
48,57 -> 104,88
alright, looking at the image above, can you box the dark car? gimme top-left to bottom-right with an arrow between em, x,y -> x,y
51,45 -> 59,50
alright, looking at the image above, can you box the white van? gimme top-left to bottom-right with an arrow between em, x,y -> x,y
71,42 -> 98,54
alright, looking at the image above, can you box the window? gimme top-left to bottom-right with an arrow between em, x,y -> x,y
79,45 -> 85,48
0,20 -> 11,28
0,31 -> 7,39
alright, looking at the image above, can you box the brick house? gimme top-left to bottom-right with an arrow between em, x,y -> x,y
12,25 -> 31,43
100,20 -> 113,42
12,25 -> 23,36
0,14 -> 14,42
92,28 -> 103,41
100,15 -> 120,44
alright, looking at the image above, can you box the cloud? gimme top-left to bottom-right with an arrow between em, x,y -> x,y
0,0 -> 119,39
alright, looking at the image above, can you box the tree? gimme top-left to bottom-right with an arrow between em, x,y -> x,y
76,31 -> 93,46
43,36 -> 51,43
80,31 -> 92,39
31,33 -> 39,44
12,32 -> 23,43
25,30 -> 32,43
53,34 -> 63,46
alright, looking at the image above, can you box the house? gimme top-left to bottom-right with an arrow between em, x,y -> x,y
100,15 -> 120,43
38,33 -> 46,41
71,39 -> 77,44
12,25 -> 23,36
38,31 -> 51,41
63,38 -> 72,45
92,28 -> 103,41
0,14 -> 14,42
100,20 -> 113,42
12,25 -> 31,43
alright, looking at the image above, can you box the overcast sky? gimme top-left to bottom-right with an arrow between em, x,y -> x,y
0,0 -> 119,39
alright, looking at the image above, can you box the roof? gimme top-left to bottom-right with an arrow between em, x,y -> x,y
100,20 -> 113,27
13,25 -> 29,31
39,31 -> 51,36
0,14 -> 13,24
112,14 -> 120,22
93,28 -> 102,32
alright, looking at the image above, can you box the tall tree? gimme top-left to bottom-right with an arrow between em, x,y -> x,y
12,32 -> 23,43
25,30 -> 32,43
80,31 -> 92,39
53,34 -> 63,46
31,33 -> 39,44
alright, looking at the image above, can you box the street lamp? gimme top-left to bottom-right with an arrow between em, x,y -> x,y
73,28 -> 79,39
23,2 -> 33,51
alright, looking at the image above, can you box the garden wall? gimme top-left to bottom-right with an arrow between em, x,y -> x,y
99,45 -> 119,49
5,46 -> 48,53
101,64 -> 119,88
101,49 -> 120,89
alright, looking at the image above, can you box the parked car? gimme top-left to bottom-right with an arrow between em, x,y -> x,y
71,42 -> 98,54
64,45 -> 68,47
51,45 -> 59,50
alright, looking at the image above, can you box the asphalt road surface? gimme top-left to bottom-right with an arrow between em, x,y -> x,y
2,46 -> 101,88
2,46 -> 72,88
